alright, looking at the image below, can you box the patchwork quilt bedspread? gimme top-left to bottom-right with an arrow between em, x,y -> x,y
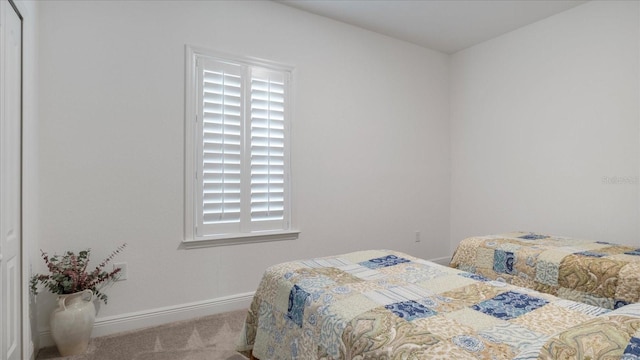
237,249 -> 640,359
450,232 -> 640,310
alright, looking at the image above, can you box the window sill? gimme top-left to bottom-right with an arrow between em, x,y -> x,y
182,230 -> 300,249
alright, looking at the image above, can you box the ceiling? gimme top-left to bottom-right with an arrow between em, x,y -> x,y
277,0 -> 588,54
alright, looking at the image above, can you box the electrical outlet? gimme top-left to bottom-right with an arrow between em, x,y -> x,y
415,231 -> 421,243
114,262 -> 128,281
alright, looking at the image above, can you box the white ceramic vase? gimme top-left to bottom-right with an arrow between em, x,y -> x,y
50,289 -> 96,356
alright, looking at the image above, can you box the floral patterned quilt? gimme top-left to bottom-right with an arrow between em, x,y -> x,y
450,232 -> 640,309
236,249 -> 640,359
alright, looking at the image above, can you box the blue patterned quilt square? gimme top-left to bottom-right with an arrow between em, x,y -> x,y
519,233 -> 549,240
493,250 -> 516,275
471,291 -> 548,320
576,251 -> 606,258
360,255 -> 410,269
287,285 -> 310,327
385,300 -> 436,321
624,337 -> 640,358
459,273 -> 489,282
625,249 -> 640,256
615,300 -> 630,309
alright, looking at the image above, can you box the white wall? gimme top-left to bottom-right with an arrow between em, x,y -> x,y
450,1 -> 640,250
35,0 -> 450,341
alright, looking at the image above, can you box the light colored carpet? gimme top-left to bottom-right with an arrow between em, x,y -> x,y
37,309 -> 249,360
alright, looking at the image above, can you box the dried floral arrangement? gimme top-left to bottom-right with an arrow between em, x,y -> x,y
30,243 -> 127,304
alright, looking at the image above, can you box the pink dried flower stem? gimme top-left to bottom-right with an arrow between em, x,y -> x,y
30,244 -> 127,305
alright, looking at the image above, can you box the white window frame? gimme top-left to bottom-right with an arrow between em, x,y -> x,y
184,45 -> 298,248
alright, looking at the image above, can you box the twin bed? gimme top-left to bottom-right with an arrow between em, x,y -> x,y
237,234 -> 640,359
450,231 -> 640,310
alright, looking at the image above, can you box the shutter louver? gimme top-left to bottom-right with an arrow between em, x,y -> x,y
250,70 -> 286,223
201,65 -> 243,225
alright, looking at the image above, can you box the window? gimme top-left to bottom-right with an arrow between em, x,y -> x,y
184,46 -> 297,247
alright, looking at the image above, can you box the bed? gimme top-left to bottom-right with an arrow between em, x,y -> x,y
449,231 -> 640,310
236,249 -> 640,359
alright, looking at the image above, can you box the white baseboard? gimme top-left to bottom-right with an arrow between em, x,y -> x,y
38,291 -> 254,348
428,256 -> 451,266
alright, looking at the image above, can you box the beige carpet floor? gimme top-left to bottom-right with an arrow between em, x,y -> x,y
36,309 -> 249,360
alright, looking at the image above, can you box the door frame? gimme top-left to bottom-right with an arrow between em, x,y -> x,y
2,0 -> 24,358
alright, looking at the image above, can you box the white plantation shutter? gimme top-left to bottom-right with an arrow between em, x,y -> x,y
250,68 -> 287,228
190,50 -> 292,240
198,59 -> 243,235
